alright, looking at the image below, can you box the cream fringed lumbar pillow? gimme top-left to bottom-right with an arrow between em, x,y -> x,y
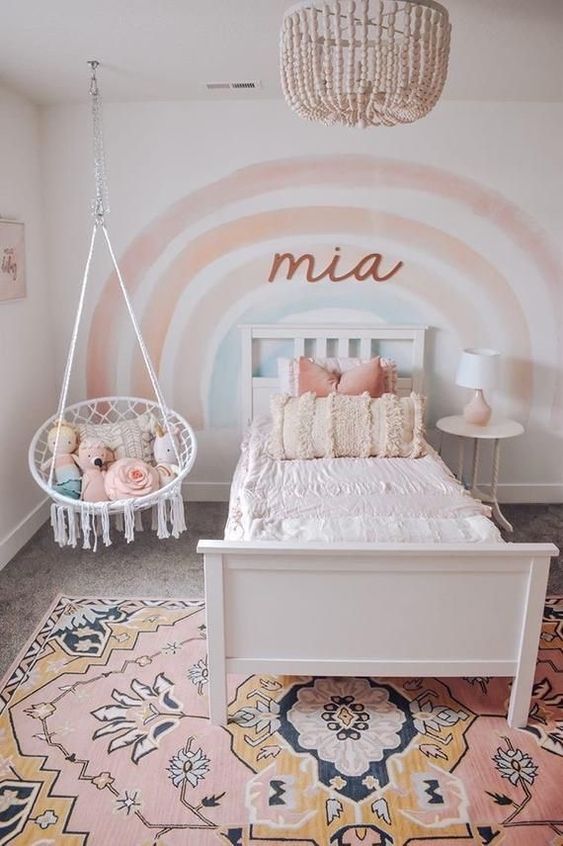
269,392 -> 426,460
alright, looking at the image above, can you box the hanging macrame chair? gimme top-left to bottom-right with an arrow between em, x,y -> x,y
29,62 -> 196,549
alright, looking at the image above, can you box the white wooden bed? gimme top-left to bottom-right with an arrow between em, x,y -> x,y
197,324 -> 558,727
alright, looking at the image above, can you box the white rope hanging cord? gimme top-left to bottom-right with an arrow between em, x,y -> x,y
48,60 -> 182,485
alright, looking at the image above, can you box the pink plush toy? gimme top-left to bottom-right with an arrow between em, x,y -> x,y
104,457 -> 160,501
77,437 -> 114,502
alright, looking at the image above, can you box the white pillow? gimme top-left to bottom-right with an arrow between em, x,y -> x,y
78,412 -> 156,463
277,356 -> 398,395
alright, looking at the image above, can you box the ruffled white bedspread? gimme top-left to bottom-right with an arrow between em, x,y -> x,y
225,416 -> 502,544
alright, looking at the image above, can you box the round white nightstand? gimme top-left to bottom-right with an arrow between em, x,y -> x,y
436,416 -> 524,532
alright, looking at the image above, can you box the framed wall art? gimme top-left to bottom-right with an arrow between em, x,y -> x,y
0,219 -> 26,302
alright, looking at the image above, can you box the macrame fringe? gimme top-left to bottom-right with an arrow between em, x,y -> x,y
297,392 -> 316,459
364,393 -> 375,459
268,393 -> 290,459
170,489 -> 187,538
67,508 -> 78,548
124,501 -> 135,543
49,489 -> 187,550
50,503 -> 59,545
410,391 -> 426,458
100,505 -> 112,547
326,392 -> 338,458
355,393 -> 372,458
156,497 -> 169,539
81,503 -> 92,550
381,393 -> 403,457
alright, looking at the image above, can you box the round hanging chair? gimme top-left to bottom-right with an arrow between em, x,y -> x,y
29,397 -> 197,549
28,62 -> 197,549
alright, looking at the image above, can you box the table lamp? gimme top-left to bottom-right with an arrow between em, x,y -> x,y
455,348 -> 499,425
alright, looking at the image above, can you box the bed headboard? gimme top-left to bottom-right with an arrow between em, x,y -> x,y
240,324 -> 427,426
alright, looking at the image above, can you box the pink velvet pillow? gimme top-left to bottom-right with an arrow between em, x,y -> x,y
297,356 -> 385,398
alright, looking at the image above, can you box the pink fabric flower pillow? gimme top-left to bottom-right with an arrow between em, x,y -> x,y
297,356 -> 385,398
104,457 -> 160,501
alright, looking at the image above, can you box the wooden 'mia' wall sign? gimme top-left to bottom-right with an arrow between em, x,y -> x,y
268,246 -> 403,283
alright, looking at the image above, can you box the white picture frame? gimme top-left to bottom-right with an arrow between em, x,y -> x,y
0,219 -> 26,302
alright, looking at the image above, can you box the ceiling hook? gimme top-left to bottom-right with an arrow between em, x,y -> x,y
88,59 -> 100,95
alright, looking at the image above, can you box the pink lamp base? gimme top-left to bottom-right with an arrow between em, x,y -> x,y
463,389 -> 492,425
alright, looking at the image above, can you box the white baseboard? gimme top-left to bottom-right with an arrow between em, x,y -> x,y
0,497 -> 50,572
482,483 -> 563,504
183,482 -> 231,502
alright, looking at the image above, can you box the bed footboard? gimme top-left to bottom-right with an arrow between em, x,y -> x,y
196,541 -> 558,727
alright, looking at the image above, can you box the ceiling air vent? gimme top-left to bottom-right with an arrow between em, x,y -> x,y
231,81 -> 261,90
204,80 -> 262,92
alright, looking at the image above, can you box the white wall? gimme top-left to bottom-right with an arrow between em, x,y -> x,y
0,90 -> 559,567
0,86 -> 57,565
40,99 -> 563,502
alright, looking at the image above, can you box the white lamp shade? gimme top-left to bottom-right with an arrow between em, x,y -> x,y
455,348 -> 499,390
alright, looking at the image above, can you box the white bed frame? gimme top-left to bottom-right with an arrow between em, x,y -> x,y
198,324 -> 558,727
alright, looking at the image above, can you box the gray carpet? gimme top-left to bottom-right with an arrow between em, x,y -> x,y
0,502 -> 227,680
0,502 -> 561,680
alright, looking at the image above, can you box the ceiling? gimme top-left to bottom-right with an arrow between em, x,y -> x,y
1,0 -> 562,105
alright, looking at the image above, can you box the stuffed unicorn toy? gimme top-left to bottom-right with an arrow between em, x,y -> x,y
41,420 -> 82,500
153,422 -> 180,487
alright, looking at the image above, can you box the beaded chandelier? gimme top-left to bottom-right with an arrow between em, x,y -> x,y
280,0 -> 451,128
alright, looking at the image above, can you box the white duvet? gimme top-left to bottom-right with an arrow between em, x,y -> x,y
225,416 -> 502,544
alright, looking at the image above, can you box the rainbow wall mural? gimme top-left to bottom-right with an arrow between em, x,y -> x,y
85,154 -> 563,481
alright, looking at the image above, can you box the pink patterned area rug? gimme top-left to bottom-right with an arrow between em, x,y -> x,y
0,595 -> 561,845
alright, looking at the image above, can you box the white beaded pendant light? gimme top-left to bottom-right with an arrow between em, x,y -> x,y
280,0 -> 451,128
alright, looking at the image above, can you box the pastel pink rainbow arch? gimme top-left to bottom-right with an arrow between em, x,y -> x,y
86,155 -> 563,427
132,207 -> 530,428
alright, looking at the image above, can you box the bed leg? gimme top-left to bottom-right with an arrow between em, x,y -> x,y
507,559 -> 549,728
508,666 -> 535,728
208,656 -> 228,726
204,553 -> 228,725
